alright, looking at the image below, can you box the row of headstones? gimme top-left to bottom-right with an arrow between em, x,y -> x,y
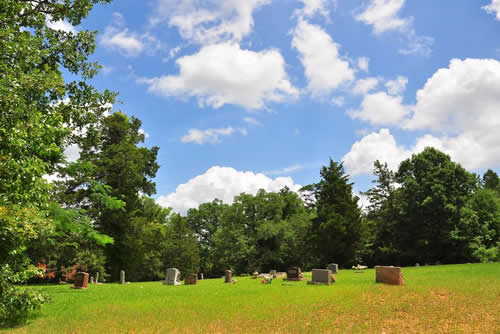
72,270 -> 129,289
162,268 -> 204,286
72,264 -> 405,289
283,264 -> 404,286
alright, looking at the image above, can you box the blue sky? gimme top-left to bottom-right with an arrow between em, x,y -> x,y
56,0 -> 500,213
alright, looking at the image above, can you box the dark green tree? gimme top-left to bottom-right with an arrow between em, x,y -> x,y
186,199 -> 227,277
483,169 -> 500,193
58,112 -> 160,280
162,214 -> 200,277
301,159 -> 363,267
395,147 -> 478,264
362,161 -> 403,265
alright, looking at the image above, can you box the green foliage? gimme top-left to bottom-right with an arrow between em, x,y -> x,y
304,159 -> 364,267
0,266 -> 50,327
163,214 -> 200,277
57,112 -> 160,280
0,0 -> 116,208
363,148 -> 500,266
209,188 -> 312,275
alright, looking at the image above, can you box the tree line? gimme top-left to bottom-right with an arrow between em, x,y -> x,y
1,0 -> 499,327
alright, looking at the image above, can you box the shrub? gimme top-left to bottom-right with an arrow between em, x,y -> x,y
0,266 -> 50,328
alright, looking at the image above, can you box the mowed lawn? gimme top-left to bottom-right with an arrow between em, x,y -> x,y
4,263 -> 500,334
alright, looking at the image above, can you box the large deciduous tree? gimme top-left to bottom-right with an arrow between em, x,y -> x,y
0,0 -> 114,326
58,112 -> 160,280
395,147 -> 478,264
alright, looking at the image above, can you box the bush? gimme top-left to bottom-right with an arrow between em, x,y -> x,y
0,266 -> 50,328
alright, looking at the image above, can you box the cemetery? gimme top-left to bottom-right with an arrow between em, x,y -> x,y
5,263 -> 499,333
2,1 -> 500,333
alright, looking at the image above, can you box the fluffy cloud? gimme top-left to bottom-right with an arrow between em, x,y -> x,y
152,0 -> 270,44
355,0 -> 409,34
343,129 -> 411,175
296,0 -> 336,18
181,127 -> 247,144
483,0 -> 500,21
292,19 -> 355,96
157,166 -> 302,214
352,77 -> 379,95
348,91 -> 409,125
345,58 -> 500,174
406,58 -> 500,133
100,13 -> 160,57
140,43 -> 298,109
355,0 -> 433,56
385,76 -> 408,95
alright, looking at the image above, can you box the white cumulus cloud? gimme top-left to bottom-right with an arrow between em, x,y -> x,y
483,0 -> 500,21
157,166 -> 302,214
343,128 -> 411,175
344,58 -> 500,174
181,127 -> 247,144
355,0 -> 433,56
152,0 -> 270,45
352,77 -> 379,95
100,13 -> 160,57
348,91 -> 409,125
296,0 -> 336,18
140,42 -> 298,110
292,19 -> 355,96
355,0 -> 409,34
385,76 -> 408,95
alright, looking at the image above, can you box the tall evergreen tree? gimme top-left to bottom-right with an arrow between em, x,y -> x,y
304,159 -> 363,267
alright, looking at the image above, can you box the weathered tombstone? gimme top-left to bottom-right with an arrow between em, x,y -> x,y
224,270 -> 232,283
184,273 -> 198,285
200,273 -> 204,280
72,272 -> 89,289
95,272 -> 99,284
375,266 -> 405,286
120,270 -> 126,284
284,266 -> 304,281
90,276 -> 94,284
163,268 -> 181,285
416,263 -> 420,267
308,269 -> 335,285
327,263 -> 338,274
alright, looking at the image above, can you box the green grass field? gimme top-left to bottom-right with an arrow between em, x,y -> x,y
4,263 -> 500,333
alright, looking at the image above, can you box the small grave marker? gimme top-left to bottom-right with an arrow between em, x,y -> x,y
184,273 -> 198,285
224,270 -> 232,283
72,272 -> 89,289
163,268 -> 181,285
90,276 -> 94,284
95,272 -> 99,284
120,270 -> 126,284
308,269 -> 335,285
375,266 -> 405,285
327,263 -> 339,274
284,266 -> 305,281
